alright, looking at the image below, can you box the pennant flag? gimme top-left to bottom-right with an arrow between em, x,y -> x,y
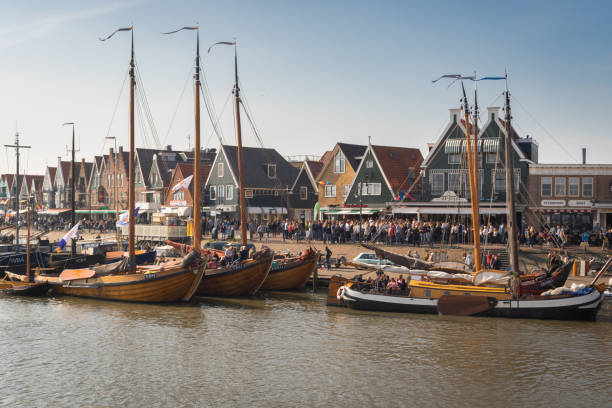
58,222 -> 81,251
172,175 -> 193,193
207,41 -> 236,54
475,76 -> 506,81
116,207 -> 140,228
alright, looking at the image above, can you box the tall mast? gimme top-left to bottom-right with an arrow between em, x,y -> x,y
4,132 -> 31,252
106,136 -> 120,250
99,25 -> 134,265
193,30 -> 202,252
234,43 -> 247,247
161,25 -> 202,251
503,72 -> 519,275
128,29 -> 136,267
461,83 -> 482,272
26,206 -> 31,282
63,122 -> 77,254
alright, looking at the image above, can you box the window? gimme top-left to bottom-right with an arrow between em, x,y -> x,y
448,173 -> 461,193
431,172 -> 444,195
582,177 -> 593,197
218,162 -> 224,177
555,177 -> 566,196
210,185 -> 217,200
448,154 -> 461,165
245,189 -> 253,198
300,186 -> 308,200
494,171 -> 505,192
173,191 -> 184,201
267,164 -> 276,178
366,160 -> 373,168
343,184 -> 351,197
541,177 -> 552,197
334,151 -> 345,173
119,173 -> 123,187
226,185 -> 233,200
324,184 -> 336,197
218,185 -> 225,199
360,183 -> 381,196
486,153 -> 498,164
568,177 -> 580,196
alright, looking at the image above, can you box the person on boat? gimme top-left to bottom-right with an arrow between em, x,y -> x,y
492,254 -> 501,270
398,278 -> 407,291
239,246 -> 249,261
325,246 -> 332,270
464,253 -> 474,269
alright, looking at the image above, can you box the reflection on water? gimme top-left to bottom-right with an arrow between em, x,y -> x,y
1,293 -> 611,407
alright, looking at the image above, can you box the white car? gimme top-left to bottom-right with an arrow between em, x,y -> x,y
352,252 -> 396,266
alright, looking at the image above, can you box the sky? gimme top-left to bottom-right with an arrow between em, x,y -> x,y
1,0 -> 611,176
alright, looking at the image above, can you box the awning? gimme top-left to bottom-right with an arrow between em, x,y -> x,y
247,207 -> 288,215
37,208 -> 71,215
444,138 -> 498,154
321,208 -> 379,215
75,209 -> 120,215
392,206 -> 508,215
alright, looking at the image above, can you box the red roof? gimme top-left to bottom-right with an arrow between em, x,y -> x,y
372,145 -> 423,193
47,167 -> 57,185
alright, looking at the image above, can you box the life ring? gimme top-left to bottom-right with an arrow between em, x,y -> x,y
337,286 -> 345,300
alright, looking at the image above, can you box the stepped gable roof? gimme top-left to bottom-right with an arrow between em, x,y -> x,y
305,160 -> 324,179
337,143 -> 367,170
222,145 -> 298,188
372,145 -> 423,192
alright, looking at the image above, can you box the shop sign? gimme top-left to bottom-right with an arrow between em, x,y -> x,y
568,200 -> 592,207
169,200 -> 187,207
541,199 -> 565,207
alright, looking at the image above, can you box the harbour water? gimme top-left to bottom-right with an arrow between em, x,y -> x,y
2,292 -> 611,407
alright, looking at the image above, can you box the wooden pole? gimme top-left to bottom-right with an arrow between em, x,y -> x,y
193,31 -> 202,252
503,74 -> 519,276
26,207 -> 31,282
234,45 -> 247,247
128,30 -> 136,267
71,124 -> 77,255
462,84 -> 481,272
4,132 -> 31,252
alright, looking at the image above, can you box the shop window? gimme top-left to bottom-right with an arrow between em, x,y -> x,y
568,177 -> 580,197
541,177 -> 552,197
555,177 -> 566,196
582,177 -> 593,197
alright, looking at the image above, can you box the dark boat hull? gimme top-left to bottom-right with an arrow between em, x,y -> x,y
104,250 -> 156,265
340,285 -> 438,314
2,282 -> 49,296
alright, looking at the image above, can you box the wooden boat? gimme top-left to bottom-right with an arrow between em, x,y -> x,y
196,248 -> 274,297
39,254 -> 205,303
38,26 -> 207,303
45,253 -> 106,274
2,281 -> 49,296
260,248 -> 318,290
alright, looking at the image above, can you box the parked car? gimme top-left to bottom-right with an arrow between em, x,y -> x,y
352,252 -> 395,266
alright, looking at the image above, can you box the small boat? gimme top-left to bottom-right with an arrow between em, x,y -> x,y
196,248 -> 274,297
45,252 -> 106,274
2,281 -> 49,296
260,248 -> 319,290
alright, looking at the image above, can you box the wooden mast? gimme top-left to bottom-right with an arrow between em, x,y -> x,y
128,29 -> 136,267
461,83 -> 481,272
4,132 -> 30,252
503,72 -> 519,275
193,29 -> 202,252
26,205 -> 31,282
63,122 -> 77,254
233,43 -> 248,247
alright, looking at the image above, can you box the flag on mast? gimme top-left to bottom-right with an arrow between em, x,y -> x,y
58,222 -> 81,251
116,207 -> 140,228
172,175 -> 193,193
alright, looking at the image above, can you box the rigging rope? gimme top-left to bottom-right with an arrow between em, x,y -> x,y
199,60 -> 225,144
204,90 -> 232,149
134,61 -> 161,148
162,64 -> 193,147
100,70 -> 129,157
238,81 -> 265,148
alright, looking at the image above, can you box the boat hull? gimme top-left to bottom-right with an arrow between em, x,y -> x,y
196,253 -> 273,297
260,253 -> 318,290
2,282 -> 49,296
104,250 -> 156,265
341,286 -> 438,313
40,265 -> 204,303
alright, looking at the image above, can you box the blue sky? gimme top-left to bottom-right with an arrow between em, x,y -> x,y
1,0 -> 611,175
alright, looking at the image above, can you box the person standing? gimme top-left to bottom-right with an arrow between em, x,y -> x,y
325,246 -> 332,270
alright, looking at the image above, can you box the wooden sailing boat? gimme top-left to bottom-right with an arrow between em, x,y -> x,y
260,248 -> 319,290
37,26 -> 205,303
335,75 -> 604,320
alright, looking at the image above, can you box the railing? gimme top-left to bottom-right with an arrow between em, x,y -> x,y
121,224 -> 187,240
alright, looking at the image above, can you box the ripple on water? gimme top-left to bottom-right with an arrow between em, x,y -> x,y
0,294 -> 611,407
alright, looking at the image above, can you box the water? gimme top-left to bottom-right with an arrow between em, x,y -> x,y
1,292 -> 611,407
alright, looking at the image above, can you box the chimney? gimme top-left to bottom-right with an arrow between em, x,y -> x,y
166,145 -> 172,151
109,147 -> 114,156
582,148 -> 586,164
449,108 -> 461,123
118,146 -> 123,154
487,106 -> 500,121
